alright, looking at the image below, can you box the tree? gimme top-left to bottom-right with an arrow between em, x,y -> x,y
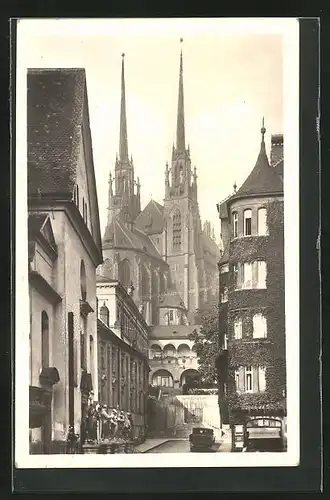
189,302 -> 219,386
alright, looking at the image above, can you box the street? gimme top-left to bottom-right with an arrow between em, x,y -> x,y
147,439 -> 221,453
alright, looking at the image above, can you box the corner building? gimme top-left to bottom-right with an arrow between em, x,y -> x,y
217,125 -> 286,448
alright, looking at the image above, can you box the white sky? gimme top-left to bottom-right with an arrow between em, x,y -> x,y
19,18 -> 284,240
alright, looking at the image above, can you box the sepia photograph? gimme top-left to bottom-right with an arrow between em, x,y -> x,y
15,18 -> 300,469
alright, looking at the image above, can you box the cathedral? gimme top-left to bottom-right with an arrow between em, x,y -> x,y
98,48 -> 220,337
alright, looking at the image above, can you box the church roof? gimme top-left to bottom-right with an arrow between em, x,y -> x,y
134,199 -> 164,235
103,218 -> 161,260
232,128 -> 283,200
27,68 -> 86,197
158,287 -> 186,309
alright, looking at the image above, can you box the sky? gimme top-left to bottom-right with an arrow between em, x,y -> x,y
18,19 -> 284,241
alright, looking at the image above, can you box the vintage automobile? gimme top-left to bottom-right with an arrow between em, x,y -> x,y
189,427 -> 215,452
243,417 -> 285,452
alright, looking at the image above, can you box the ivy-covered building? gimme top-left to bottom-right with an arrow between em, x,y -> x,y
217,123 -> 285,447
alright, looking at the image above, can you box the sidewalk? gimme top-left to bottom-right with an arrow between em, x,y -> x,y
134,437 -> 172,453
217,428 -> 232,452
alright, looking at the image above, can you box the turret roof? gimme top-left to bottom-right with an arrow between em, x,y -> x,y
232,124 -> 283,200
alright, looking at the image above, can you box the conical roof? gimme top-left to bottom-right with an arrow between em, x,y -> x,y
234,123 -> 283,198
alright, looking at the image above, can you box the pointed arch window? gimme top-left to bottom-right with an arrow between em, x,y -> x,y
119,259 -> 131,289
173,209 -> 182,248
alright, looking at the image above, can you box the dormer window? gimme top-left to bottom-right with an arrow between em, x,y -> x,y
244,209 -> 252,236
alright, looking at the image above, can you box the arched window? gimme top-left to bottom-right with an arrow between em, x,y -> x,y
141,265 -> 150,300
152,370 -> 174,388
232,212 -> 238,238
252,314 -> 267,338
150,344 -> 162,359
163,344 -> 176,358
100,302 -> 109,326
41,311 -> 49,368
172,209 -> 182,248
244,209 -> 252,236
80,260 -> 87,301
177,344 -> 190,357
258,208 -> 267,236
119,259 -> 131,289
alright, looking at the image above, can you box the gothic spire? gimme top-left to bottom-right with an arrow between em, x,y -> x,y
119,53 -> 129,162
176,39 -> 185,151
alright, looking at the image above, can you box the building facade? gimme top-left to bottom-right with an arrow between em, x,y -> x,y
96,276 -> 149,441
28,68 -> 103,453
217,125 -> 286,447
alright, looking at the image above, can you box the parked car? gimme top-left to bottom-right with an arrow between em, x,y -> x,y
189,427 -> 215,452
244,417 -> 285,452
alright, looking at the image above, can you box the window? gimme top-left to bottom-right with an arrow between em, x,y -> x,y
100,343 -> 106,370
243,262 -> 252,289
235,370 -> 240,392
233,264 -> 239,289
258,366 -> 266,392
41,311 -> 49,368
257,261 -> 267,288
258,208 -> 267,235
223,334 -> 228,350
253,314 -> 267,338
245,366 -> 253,392
221,286 -> 228,303
100,303 -> 109,326
80,260 -> 87,301
234,319 -> 242,339
233,212 -> 238,238
173,209 -> 182,248
169,310 -> 174,321
244,209 -> 252,236
152,370 -> 174,388
80,318 -> 87,370
164,344 -> 175,357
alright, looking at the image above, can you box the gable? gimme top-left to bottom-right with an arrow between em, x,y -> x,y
28,213 -> 58,261
40,217 -> 57,253
134,199 -> 164,235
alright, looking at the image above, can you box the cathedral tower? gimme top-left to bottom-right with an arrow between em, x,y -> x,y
163,42 -> 205,323
105,53 -> 141,234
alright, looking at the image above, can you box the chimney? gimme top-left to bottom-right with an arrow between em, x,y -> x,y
270,134 -> 283,167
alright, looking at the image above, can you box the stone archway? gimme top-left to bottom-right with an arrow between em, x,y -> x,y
180,369 -> 201,389
152,369 -> 174,388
